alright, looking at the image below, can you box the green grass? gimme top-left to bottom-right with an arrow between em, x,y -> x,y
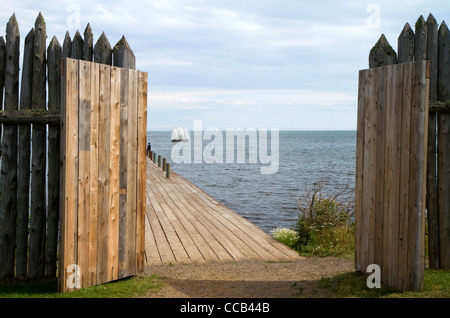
1,269 -> 448,298
315,269 -> 450,298
0,274 -> 163,298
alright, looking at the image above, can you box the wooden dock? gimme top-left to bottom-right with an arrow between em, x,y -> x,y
145,158 -> 302,265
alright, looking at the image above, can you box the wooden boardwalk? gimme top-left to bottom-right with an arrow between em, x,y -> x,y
144,158 -> 302,265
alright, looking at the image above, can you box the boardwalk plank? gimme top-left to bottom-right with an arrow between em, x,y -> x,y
168,170 -> 297,260
144,159 -> 302,265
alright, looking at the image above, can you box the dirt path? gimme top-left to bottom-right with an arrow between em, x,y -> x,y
144,257 -> 354,298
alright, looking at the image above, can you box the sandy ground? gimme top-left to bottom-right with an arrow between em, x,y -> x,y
143,257 -> 354,298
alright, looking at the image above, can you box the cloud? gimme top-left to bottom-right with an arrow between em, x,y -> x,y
147,87 -> 357,130
2,0 -> 450,130
149,87 -> 355,109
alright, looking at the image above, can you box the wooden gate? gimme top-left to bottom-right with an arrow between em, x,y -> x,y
355,60 -> 430,291
59,58 -> 147,292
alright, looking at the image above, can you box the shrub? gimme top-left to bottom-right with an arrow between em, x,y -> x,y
271,228 -> 299,249
293,175 -> 355,256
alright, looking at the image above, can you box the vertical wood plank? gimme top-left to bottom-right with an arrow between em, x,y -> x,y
59,58 -> 79,292
415,60 -> 428,291
126,69 -> 138,275
0,14 -> 20,280
408,60 -> 429,291
427,113 -> 439,268
437,22 -> 450,269
438,110 -> 450,266
97,63 -> 111,284
361,67 -> 376,273
29,12 -> 47,280
426,14 -> 440,270
58,59 -> 67,292
77,60 -> 91,288
88,61 -> 99,286
382,64 -> 394,286
46,36 -> 62,278
16,28 -> 33,278
374,66 -> 386,277
398,62 -> 413,290
108,66 -> 121,282
137,71 -> 148,271
118,67 -> 129,278
355,70 -> 366,272
386,64 -> 403,289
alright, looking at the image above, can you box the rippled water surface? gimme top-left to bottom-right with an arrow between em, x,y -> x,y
147,130 -> 356,233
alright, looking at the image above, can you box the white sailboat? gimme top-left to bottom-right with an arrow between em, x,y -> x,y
171,127 -> 190,142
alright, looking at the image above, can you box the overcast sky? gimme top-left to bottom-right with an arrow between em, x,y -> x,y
1,0 -> 449,130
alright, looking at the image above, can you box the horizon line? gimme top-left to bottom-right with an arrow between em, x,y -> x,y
147,129 -> 357,132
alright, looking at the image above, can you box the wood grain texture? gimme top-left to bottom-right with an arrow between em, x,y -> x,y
0,14 -> 20,280
46,36 -> 62,278
59,58 -> 147,291
29,12 -> 47,280
356,61 -> 429,291
16,28 -> 33,278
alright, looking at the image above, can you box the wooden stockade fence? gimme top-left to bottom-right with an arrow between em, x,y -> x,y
0,13 -> 147,293
369,13 -> 450,271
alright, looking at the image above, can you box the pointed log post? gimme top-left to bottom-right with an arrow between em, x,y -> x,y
398,23 -> 415,63
16,28 -> 34,278
438,22 -> 450,101
414,15 -> 427,61
426,14 -> 440,270
113,36 -> 135,69
71,30 -> 83,59
0,14 -> 20,280
437,21 -> 450,269
427,14 -> 438,101
46,36 -> 62,278
0,36 -> 5,158
63,31 -> 72,58
83,24 -> 93,61
19,29 -> 34,110
29,12 -> 47,280
369,34 -> 397,68
94,32 -> 112,65
0,36 -> 5,108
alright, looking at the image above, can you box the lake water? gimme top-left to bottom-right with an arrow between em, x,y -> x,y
147,130 -> 356,234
